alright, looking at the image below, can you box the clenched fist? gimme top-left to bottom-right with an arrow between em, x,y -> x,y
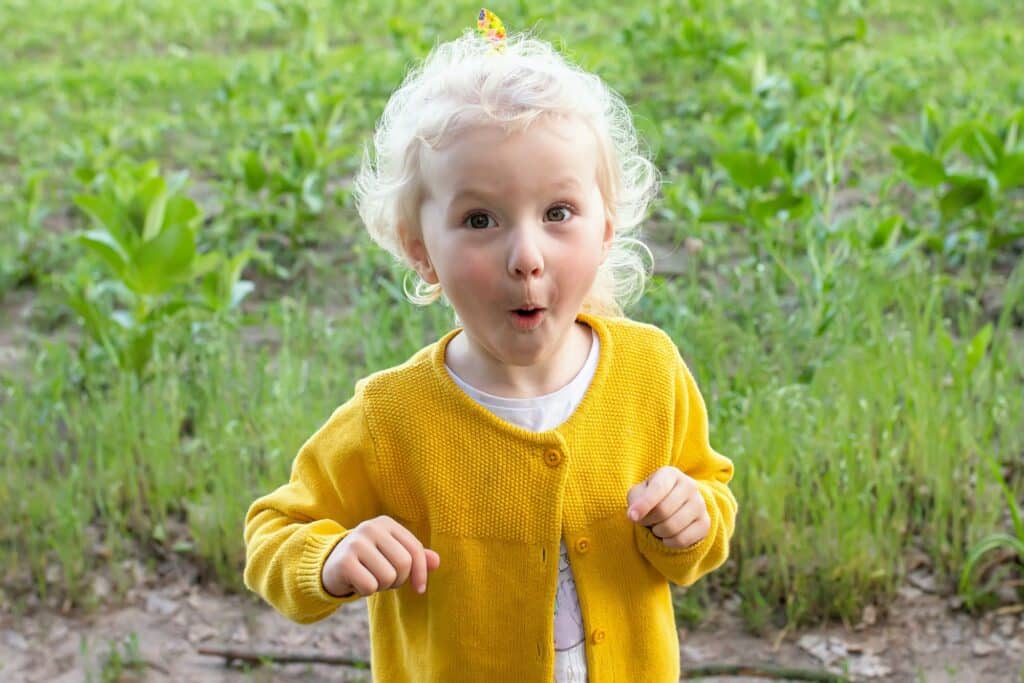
626,466 -> 710,549
322,516 -> 441,598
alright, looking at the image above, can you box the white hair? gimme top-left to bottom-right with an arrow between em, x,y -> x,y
354,30 -> 658,316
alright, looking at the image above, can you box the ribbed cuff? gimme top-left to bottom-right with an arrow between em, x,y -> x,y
298,525 -> 356,605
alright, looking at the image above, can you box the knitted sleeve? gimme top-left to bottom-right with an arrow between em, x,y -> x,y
634,351 -> 737,586
243,389 -> 382,623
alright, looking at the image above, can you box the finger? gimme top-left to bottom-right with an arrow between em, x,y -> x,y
342,555 -> 381,596
627,467 -> 679,522
376,534 -> 414,589
425,549 -> 441,571
389,525 -> 428,593
653,497 -> 708,543
668,507 -> 712,548
355,543 -> 399,593
636,481 -> 688,528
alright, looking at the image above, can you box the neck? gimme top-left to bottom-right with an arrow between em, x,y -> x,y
446,321 -> 592,398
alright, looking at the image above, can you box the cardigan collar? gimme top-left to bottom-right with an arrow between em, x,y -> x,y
427,311 -> 614,438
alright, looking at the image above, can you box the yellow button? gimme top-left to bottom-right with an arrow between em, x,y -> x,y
575,538 -> 590,554
592,629 -> 606,644
543,450 -> 562,467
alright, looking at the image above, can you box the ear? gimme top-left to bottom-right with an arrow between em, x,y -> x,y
398,221 -> 439,284
601,216 -> 615,259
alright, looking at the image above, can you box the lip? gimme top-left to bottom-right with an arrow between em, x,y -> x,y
509,308 -> 546,331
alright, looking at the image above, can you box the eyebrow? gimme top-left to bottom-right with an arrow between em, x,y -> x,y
450,178 -> 583,203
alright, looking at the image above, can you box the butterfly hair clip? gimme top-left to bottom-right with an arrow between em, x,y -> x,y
476,8 -> 507,53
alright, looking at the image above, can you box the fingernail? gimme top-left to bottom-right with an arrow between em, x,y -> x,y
417,584 -> 425,594
628,509 -> 639,521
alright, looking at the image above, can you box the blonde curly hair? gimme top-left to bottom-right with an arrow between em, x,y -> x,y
353,30 -> 658,317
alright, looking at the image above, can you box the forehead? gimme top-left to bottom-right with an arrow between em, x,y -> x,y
418,116 -> 601,198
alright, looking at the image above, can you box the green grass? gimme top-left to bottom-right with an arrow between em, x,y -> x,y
1,0 -> 1022,630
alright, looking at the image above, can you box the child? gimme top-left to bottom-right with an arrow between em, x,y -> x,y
244,10 -> 737,682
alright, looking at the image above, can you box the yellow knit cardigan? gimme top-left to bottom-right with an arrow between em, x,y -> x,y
244,312 -> 737,682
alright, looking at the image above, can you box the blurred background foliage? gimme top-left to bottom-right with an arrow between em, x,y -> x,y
0,0 -> 1021,631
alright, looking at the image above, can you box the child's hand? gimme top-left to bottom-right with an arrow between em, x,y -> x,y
626,466 -> 710,549
322,516 -> 441,598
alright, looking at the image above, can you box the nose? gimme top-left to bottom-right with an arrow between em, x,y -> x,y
506,225 -> 544,279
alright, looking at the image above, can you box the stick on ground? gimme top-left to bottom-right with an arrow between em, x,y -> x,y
197,645 -> 848,681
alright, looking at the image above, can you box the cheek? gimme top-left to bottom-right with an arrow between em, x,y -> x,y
437,246 -> 500,297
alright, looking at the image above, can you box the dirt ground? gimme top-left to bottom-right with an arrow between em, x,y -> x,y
1,558 -> 1022,683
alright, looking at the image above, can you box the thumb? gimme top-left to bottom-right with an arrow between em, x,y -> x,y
425,548 -> 441,571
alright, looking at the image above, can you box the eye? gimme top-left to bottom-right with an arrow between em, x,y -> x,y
465,212 -> 496,229
545,205 -> 573,222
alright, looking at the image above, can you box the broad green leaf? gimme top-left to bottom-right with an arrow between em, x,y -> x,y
243,150 -> 267,191
696,199 -> 745,224
997,152 -> 1024,189
131,222 -> 196,295
939,175 -> 988,219
75,194 -> 127,240
163,195 -> 201,229
191,252 -> 222,279
78,230 -> 129,276
717,150 -> 784,191
890,146 -> 946,187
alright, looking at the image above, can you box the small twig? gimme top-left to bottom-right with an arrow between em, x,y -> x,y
197,645 -> 369,669
197,644 -> 847,680
682,663 -> 848,681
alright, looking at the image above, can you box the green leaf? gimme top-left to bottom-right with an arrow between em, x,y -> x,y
964,323 -> 993,378
997,152 -> 1024,189
939,175 -> 988,219
696,199 -> 745,225
74,194 -> 128,241
292,126 -> 319,171
716,150 -> 784,191
890,146 -> 946,187
163,195 -> 201,230
868,215 -> 903,249
142,179 -> 169,242
301,173 -> 323,213
131,223 -> 197,295
78,230 -> 129,276
243,150 -> 267,191
939,122 -> 1003,169
751,191 -> 810,221
959,532 -> 1024,604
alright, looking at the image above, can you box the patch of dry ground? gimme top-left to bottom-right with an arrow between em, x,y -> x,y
2,567 -> 1022,682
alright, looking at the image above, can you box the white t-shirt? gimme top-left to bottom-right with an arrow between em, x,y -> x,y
446,328 -> 599,683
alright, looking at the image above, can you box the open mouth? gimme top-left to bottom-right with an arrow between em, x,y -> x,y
510,306 -> 546,329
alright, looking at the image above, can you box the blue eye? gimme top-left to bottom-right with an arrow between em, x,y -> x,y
546,206 -> 572,222
466,213 -> 495,229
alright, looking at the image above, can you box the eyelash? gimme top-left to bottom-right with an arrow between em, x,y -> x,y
461,204 -> 576,229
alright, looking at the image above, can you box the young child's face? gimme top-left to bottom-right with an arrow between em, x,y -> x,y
403,115 -> 613,370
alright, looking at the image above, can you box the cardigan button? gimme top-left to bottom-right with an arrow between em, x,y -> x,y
575,538 -> 590,554
592,629 -> 606,644
543,450 -> 562,467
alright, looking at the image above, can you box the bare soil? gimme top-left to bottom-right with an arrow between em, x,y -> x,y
2,562 -> 1022,683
